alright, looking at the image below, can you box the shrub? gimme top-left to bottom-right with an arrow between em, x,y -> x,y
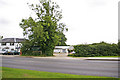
73,42 -> 119,57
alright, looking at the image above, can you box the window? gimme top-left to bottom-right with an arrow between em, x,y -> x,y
11,49 -> 14,50
4,47 -> 9,49
1,43 -> 6,46
10,43 -> 14,46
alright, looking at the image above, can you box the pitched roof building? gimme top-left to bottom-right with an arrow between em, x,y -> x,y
0,38 -> 25,52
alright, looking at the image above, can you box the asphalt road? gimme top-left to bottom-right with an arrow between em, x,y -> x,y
2,56 -> 119,78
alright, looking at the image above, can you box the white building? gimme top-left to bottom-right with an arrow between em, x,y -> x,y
54,46 -> 74,53
0,38 -> 25,52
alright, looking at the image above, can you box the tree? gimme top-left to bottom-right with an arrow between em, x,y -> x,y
57,32 -> 67,46
118,40 -> 120,49
19,0 -> 68,56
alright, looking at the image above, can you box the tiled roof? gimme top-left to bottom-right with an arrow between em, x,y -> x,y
0,38 -> 25,43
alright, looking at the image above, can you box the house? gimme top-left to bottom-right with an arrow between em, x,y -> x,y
54,46 -> 74,53
0,38 -> 25,52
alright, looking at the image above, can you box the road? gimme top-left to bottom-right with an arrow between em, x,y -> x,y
2,56 -> 119,78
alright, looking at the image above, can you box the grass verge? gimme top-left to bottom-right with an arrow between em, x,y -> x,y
2,67 -> 114,78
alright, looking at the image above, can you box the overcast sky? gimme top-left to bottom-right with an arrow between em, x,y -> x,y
0,0 -> 119,45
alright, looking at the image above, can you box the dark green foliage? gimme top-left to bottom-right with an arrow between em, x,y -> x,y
72,42 -> 119,57
57,32 -> 67,46
68,49 -> 74,53
20,0 -> 67,56
117,41 -> 120,56
118,40 -> 120,49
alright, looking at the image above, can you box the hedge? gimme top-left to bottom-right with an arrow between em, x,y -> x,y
71,42 -> 120,57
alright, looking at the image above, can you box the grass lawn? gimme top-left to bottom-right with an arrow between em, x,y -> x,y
2,67 -> 114,78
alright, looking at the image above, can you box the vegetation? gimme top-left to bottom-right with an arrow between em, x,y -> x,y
20,0 -> 68,56
2,67 -> 112,78
57,32 -> 67,46
69,42 -> 120,57
118,40 -> 120,49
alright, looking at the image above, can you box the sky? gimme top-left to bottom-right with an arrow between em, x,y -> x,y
0,0 -> 119,45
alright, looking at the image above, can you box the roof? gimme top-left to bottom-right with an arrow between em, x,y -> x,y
16,38 -> 25,43
55,46 -> 74,50
0,38 -> 25,43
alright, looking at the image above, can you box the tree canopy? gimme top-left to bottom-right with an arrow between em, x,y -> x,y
20,0 -> 68,56
57,32 -> 67,46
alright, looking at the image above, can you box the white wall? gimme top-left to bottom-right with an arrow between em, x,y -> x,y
0,43 -> 22,52
54,49 -> 68,53
54,49 -> 63,53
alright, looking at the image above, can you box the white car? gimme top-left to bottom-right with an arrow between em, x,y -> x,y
0,50 -> 7,54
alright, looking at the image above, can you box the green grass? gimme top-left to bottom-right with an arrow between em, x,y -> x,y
2,67 -> 114,78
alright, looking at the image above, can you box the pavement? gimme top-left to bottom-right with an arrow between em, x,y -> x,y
2,56 -> 119,78
86,57 -> 120,61
0,55 -> 120,61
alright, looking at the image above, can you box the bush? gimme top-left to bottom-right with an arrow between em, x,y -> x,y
73,42 -> 119,57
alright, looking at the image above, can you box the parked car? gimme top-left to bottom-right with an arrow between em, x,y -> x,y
0,49 -> 7,55
9,50 -> 20,55
1,49 -> 20,55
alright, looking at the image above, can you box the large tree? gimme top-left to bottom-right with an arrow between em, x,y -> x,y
20,0 -> 68,56
57,32 -> 67,46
